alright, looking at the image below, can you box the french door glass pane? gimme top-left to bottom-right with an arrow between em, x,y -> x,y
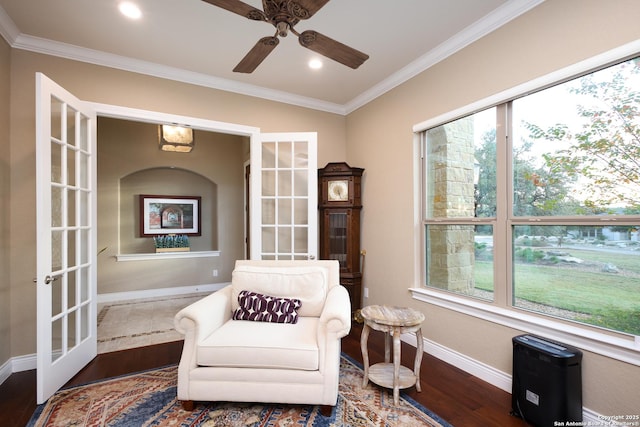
79,152 -> 89,189
67,310 -> 77,349
262,171 -> 275,197
79,191 -> 89,226
51,142 -> 63,184
278,227 -> 292,253
50,97 -> 63,141
79,266 -> 90,303
79,114 -> 89,152
67,230 -> 76,268
294,199 -> 307,225
262,199 -> 275,224
51,230 -> 63,271
67,269 -> 76,309
67,147 -> 76,186
277,170 -> 292,196
262,142 -> 275,168
80,305 -> 90,341
51,318 -> 63,363
293,141 -> 308,168
278,141 -> 292,167
67,189 -> 76,227
66,106 -> 77,147
294,169 -> 307,197
278,199 -> 292,224
51,187 -> 63,227
80,229 -> 90,264
51,277 -> 63,318
262,227 -> 275,253
294,227 -> 308,254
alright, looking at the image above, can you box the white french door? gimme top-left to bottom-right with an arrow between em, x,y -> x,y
34,76 -> 316,401
251,132 -> 318,260
35,73 -> 97,403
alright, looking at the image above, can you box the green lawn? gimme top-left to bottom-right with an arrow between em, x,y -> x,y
473,254 -> 640,335
566,248 -> 640,274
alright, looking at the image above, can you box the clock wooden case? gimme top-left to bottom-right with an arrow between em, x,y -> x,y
318,162 -> 364,313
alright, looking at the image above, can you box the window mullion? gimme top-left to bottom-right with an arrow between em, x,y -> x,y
494,103 -> 511,309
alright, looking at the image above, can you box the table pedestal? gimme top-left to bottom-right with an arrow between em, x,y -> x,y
359,305 -> 425,406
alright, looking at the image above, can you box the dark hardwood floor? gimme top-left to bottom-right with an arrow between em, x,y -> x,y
0,324 -> 528,426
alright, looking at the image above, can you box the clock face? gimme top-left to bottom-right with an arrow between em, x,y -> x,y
328,180 -> 349,201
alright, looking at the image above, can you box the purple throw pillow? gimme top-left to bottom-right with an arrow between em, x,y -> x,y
232,290 -> 302,324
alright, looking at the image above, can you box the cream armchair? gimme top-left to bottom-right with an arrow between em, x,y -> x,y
174,260 -> 351,410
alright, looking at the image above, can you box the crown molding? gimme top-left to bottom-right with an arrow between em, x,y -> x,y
0,0 -> 543,116
344,0 -> 545,114
0,4 -> 19,44
9,32 -> 347,115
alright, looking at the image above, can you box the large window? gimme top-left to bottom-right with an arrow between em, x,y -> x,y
421,56 -> 640,338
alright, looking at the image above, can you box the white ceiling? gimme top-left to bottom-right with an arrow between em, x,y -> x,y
0,0 -> 543,114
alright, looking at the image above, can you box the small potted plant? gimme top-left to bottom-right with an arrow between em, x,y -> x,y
153,234 -> 190,253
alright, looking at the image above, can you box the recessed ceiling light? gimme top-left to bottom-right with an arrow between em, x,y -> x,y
308,59 -> 323,70
119,2 -> 142,20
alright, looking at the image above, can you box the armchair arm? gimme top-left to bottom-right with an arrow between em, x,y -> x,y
174,285 -> 232,401
174,285 -> 232,341
319,284 -> 351,338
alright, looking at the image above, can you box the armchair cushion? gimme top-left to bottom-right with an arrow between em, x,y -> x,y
196,318 -> 319,370
232,290 -> 301,324
231,265 -> 328,317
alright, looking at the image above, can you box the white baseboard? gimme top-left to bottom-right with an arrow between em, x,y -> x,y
0,358 -> 11,385
11,353 -> 37,372
0,285 -> 228,383
401,332 -> 604,425
97,282 -> 228,304
401,332 -> 512,392
0,352 -> 37,378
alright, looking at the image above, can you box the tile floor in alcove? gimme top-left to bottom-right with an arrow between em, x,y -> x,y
97,293 -> 209,353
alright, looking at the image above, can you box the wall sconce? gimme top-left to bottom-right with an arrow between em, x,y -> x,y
158,125 -> 194,152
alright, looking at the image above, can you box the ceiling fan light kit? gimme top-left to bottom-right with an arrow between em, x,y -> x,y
203,0 -> 369,73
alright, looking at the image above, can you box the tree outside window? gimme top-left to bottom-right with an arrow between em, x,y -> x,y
423,56 -> 640,336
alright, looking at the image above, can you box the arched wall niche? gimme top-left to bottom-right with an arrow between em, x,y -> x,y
119,167 -> 218,254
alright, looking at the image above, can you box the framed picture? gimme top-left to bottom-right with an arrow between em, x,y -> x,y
139,195 -> 201,237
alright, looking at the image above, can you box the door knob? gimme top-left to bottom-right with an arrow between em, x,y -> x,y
44,275 -> 59,285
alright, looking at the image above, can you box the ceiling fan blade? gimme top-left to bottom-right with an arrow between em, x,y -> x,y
202,0 -> 266,21
233,37 -> 280,73
288,0 -> 331,19
298,30 -> 369,69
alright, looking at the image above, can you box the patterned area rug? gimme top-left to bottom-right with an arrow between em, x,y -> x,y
28,355 -> 451,427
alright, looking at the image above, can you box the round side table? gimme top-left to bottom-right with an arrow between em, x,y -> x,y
359,305 -> 425,406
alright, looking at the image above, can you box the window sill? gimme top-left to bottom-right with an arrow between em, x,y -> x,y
116,251 -> 220,262
409,287 -> 640,367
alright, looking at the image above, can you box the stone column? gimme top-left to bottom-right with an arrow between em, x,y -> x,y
427,117 -> 476,292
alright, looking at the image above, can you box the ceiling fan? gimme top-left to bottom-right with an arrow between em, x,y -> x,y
202,0 -> 369,73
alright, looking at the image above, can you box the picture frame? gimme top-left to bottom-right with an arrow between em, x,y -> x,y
139,195 -> 201,237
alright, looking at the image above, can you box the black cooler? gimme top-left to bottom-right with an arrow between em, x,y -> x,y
512,334 -> 583,427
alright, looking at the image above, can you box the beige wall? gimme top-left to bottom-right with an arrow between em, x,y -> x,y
0,35 -> 10,364
7,50 -> 347,358
98,118 -> 245,294
347,0 -> 640,416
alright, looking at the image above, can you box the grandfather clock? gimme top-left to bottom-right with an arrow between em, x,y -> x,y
318,162 -> 364,315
